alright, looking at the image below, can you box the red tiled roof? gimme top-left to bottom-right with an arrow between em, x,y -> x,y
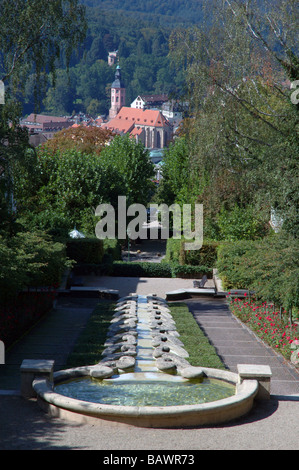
104,107 -> 169,133
130,127 -> 144,136
23,113 -> 69,124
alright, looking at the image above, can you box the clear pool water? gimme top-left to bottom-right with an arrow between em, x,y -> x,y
55,377 -> 235,407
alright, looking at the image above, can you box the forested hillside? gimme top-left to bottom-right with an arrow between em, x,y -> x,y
22,0 -> 207,117
80,0 -> 206,25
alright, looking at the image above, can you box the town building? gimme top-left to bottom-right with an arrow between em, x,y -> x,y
131,94 -> 169,110
108,50 -> 118,66
105,66 -> 172,148
109,65 -> 126,119
102,106 -> 172,149
20,113 -> 74,146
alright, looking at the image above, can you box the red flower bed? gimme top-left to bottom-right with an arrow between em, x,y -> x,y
228,294 -> 299,362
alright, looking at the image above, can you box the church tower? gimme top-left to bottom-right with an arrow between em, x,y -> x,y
109,65 -> 126,119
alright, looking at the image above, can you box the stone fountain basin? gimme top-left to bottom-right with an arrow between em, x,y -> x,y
32,366 -> 258,428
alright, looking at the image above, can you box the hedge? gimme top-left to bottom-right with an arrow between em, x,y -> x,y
0,290 -> 55,349
164,238 -> 219,268
66,238 -> 104,264
103,238 -> 122,261
111,261 -> 173,278
216,233 -> 299,311
172,264 -> 213,279
72,260 -> 212,279
181,240 -> 219,267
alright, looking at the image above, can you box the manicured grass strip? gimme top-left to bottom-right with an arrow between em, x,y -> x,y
65,299 -> 227,371
168,302 -> 227,370
65,300 -> 116,368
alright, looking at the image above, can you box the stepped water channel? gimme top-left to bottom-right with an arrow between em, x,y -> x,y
110,294 -> 192,381
54,295 -> 235,405
32,293 -> 259,426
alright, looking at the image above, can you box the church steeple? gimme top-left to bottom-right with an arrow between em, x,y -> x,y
109,65 -> 126,119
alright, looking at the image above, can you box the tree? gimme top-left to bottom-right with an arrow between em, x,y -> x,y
43,69 -> 77,115
155,137 -> 198,206
100,135 -> 155,207
0,0 -> 87,232
0,0 -> 87,97
169,0 -> 299,235
14,148 -> 126,237
40,125 -> 115,156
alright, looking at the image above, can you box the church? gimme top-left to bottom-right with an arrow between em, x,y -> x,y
102,65 -> 173,149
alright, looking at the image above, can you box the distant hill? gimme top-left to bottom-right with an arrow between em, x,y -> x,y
80,0 -> 206,26
23,1 -> 206,117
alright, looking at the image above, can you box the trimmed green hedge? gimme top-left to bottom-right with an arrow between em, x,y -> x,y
111,261 -> 173,278
172,264 -> 213,279
164,238 -> 218,268
66,238 -> 104,264
164,238 -> 181,265
72,261 -> 212,278
181,240 -> 219,267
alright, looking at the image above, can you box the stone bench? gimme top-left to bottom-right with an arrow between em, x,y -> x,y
237,364 -> 272,400
193,275 -> 207,288
166,287 -> 216,301
20,359 -> 54,398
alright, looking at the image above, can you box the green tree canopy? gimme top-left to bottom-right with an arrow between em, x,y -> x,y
0,0 -> 87,233
168,0 -> 299,236
14,147 -> 126,237
100,134 -> 155,207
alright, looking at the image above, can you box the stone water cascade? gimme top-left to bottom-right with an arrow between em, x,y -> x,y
99,294 -> 204,383
31,293 -> 261,427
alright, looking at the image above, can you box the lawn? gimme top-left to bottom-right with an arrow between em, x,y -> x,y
65,300 -> 116,368
65,299 -> 227,370
168,302 -> 227,370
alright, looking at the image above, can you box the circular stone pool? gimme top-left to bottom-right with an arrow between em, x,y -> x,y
32,293 -> 259,427
54,377 -> 235,407
33,367 -> 258,428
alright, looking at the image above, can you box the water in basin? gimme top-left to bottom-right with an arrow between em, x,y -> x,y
55,377 -> 235,407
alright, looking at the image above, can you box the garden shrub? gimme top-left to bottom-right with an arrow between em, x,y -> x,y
163,238 -> 181,265
217,233 -> 299,312
66,238 -> 104,264
180,239 -> 219,267
217,204 -> 268,241
0,231 -> 70,304
0,290 -> 55,348
103,238 -> 122,261
164,238 -> 219,268
172,264 -> 213,279
216,240 -> 255,290
0,230 -> 68,348
111,261 -> 173,278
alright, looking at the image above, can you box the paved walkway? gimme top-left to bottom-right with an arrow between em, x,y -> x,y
184,297 -> 299,396
0,276 -> 298,450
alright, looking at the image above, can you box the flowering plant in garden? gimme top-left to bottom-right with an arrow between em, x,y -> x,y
228,294 -> 299,363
